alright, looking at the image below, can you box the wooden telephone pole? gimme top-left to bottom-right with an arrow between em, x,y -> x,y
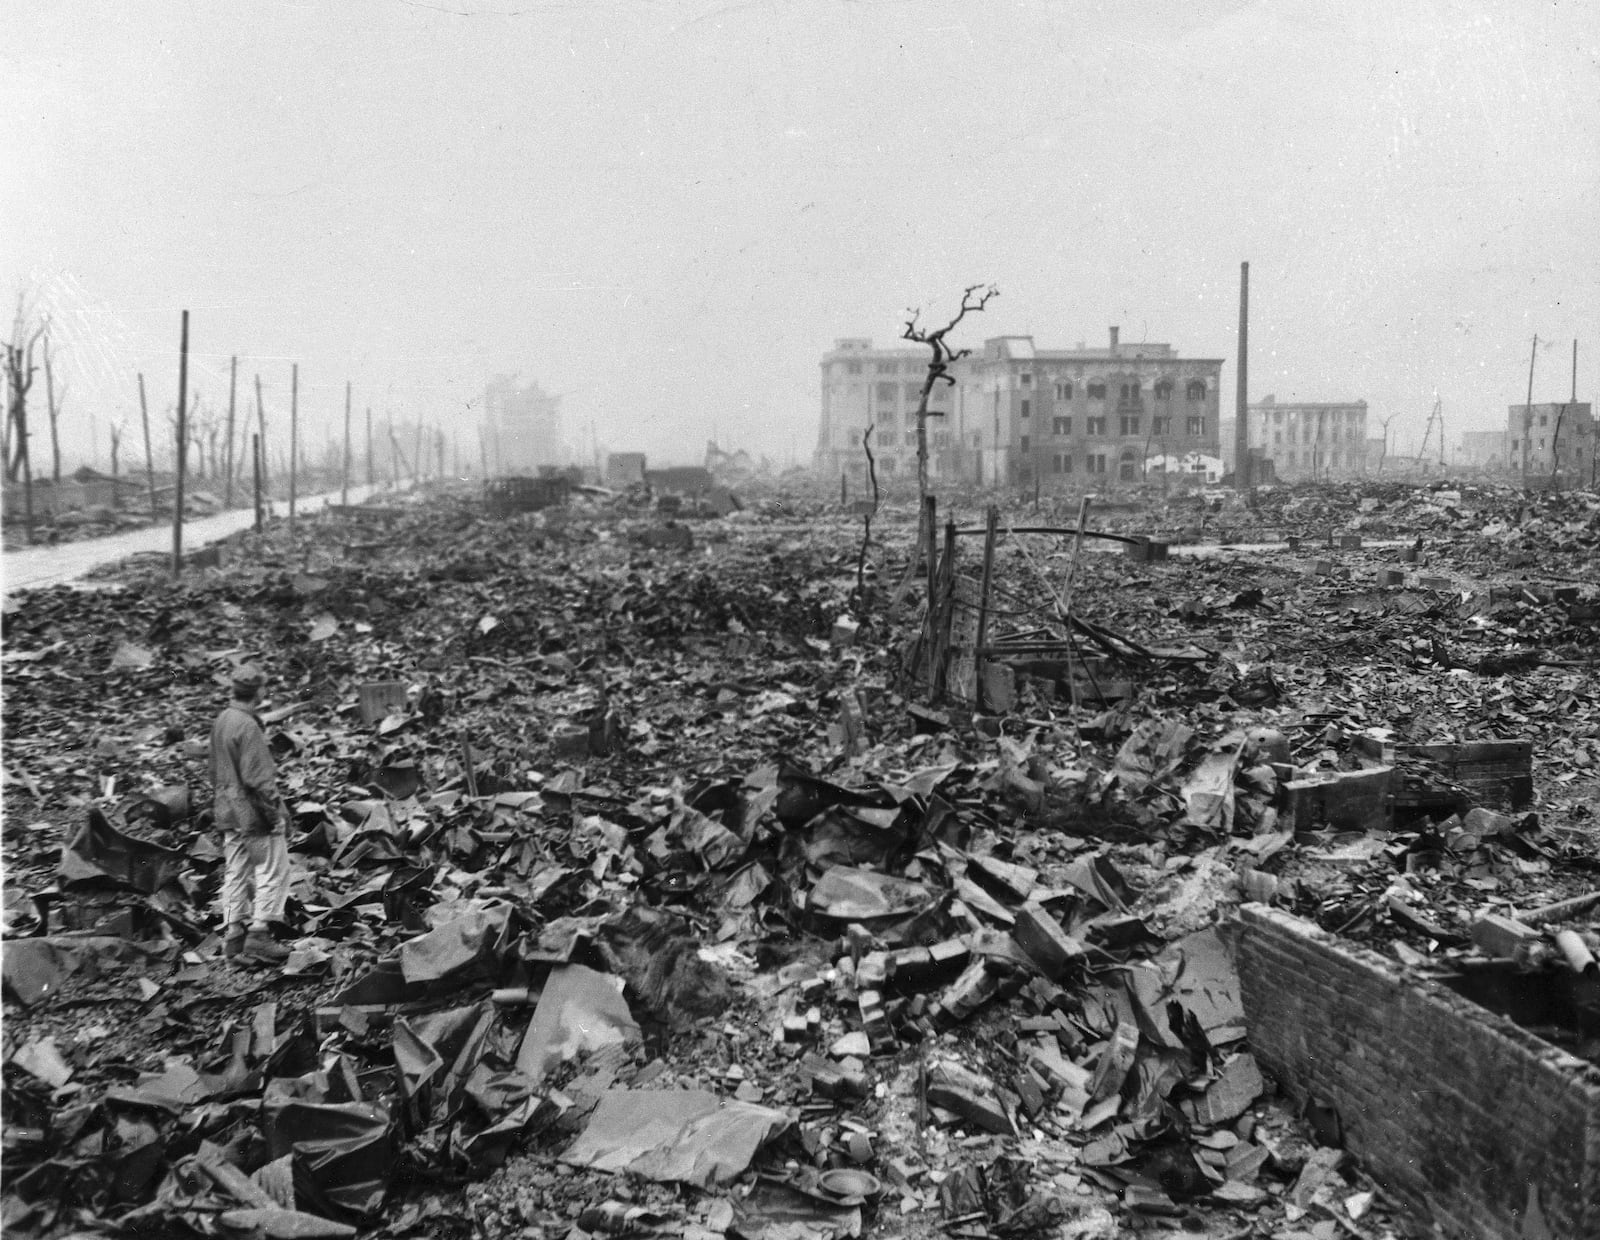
172,311 -> 189,575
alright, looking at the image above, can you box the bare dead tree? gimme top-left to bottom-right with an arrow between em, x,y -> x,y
1376,413 -> 1401,473
855,424 -> 880,610
902,283 -> 999,508
4,295 -> 48,540
42,327 -> 65,485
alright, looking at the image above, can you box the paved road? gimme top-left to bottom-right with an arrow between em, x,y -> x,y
2,484 -> 391,598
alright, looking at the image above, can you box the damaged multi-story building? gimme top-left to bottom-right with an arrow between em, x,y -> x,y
817,328 -> 1223,489
1222,396 -> 1372,481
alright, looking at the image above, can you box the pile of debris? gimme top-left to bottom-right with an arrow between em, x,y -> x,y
4,478 -> 1598,1240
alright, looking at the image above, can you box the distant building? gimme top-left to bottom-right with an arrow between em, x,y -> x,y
605,453 -> 647,487
1507,402 -> 1593,483
1228,396 -> 1370,481
1457,430 -> 1508,471
817,327 -> 1223,489
815,338 -> 933,481
484,375 -> 562,474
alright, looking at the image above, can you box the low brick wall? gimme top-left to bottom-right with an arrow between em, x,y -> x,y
1237,904 -> 1600,1239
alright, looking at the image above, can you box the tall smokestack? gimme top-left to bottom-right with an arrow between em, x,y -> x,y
1235,262 -> 1250,490
1109,326 -> 1119,352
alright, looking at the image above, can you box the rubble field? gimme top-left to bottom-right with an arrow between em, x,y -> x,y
3,476 -> 1599,1240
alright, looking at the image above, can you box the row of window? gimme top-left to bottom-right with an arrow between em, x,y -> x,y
1510,438 -> 1586,456
1267,409 -> 1364,425
1046,414 -> 1207,436
837,362 -> 1210,403
874,381 -> 946,404
1051,380 -> 1207,401
1271,426 -> 1360,444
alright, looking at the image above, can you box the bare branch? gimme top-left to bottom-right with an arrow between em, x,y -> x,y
899,283 -> 999,511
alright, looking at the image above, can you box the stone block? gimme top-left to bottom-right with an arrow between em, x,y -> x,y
1280,766 -> 1393,832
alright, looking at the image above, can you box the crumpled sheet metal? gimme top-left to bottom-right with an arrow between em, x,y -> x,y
58,808 -> 187,894
515,964 -> 640,1082
262,1096 -> 396,1220
560,1089 -> 791,1187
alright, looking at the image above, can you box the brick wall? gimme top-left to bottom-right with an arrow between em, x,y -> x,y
1237,904 -> 1600,1239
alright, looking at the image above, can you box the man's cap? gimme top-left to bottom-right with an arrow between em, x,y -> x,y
230,663 -> 266,691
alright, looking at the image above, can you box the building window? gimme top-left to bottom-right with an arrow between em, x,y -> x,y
1540,413 -> 1548,426
1054,453 -> 1073,474
876,382 -> 897,404
1020,435 -> 1030,451
1186,380 -> 1206,401
904,383 -> 922,404
1053,416 -> 1072,435
1119,450 -> 1137,481
1510,439 -> 1518,451
1273,410 -> 1283,425
905,432 -> 918,447
1273,431 -> 1281,445
1021,372 -> 1033,387
1087,453 -> 1107,474
1055,381 -> 1073,401
1154,380 -> 1173,400
1088,416 -> 1107,435
876,361 -> 897,374
1119,382 -> 1140,404
904,408 -> 918,424
1152,416 -> 1170,436
1088,383 -> 1107,400
1331,451 -> 1341,468
1021,399 -> 1031,419
847,362 -> 862,376
1188,416 -> 1206,436
1120,415 -> 1141,436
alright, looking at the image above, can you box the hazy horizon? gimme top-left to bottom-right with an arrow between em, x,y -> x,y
4,0 -> 1596,474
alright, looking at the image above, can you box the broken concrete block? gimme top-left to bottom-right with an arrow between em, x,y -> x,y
1471,913 -> 1541,960
1182,1053 -> 1265,1125
1280,767 -> 1393,833
1011,903 -> 1084,981
1377,568 -> 1406,587
1338,534 -> 1362,550
804,1055 -> 866,1100
830,615 -> 859,648
926,1064 -> 1016,1136
1124,536 -> 1170,563
934,960 -> 1000,1025
551,724 -> 590,760
358,681 -> 408,725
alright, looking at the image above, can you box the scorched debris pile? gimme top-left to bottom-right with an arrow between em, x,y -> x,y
2,478 -> 1599,1240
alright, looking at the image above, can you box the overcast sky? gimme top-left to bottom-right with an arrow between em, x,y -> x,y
4,0 -> 1596,472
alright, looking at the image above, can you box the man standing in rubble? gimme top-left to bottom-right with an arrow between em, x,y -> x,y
210,663 -> 291,964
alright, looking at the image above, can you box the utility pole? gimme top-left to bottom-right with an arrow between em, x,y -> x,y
289,363 -> 299,538
366,407 -> 373,487
1235,260 -> 1250,491
1520,335 -> 1537,489
254,374 -> 267,497
224,355 -> 238,507
1551,339 -> 1578,490
342,381 -> 352,507
138,372 -> 156,519
252,433 -> 262,532
172,310 -> 189,576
